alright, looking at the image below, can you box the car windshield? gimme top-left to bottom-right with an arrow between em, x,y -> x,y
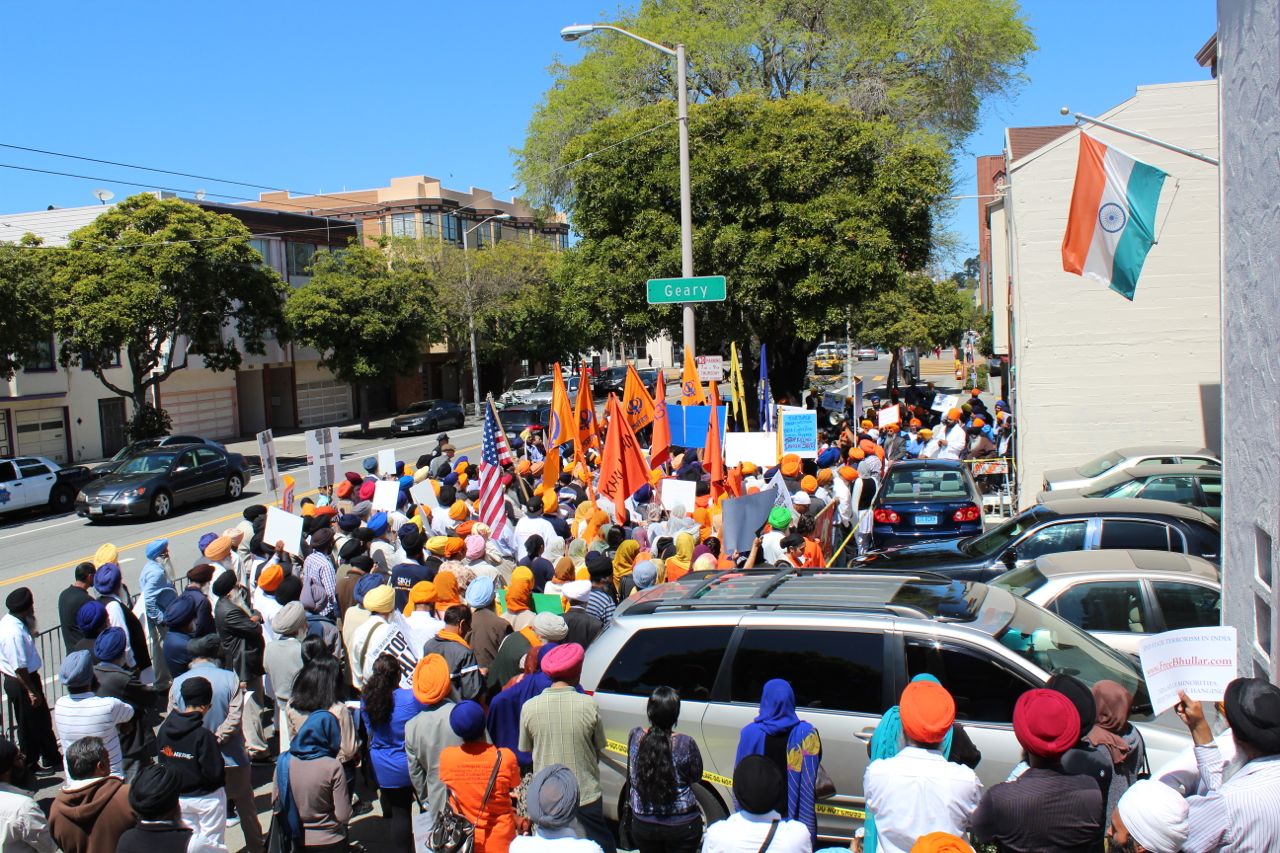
994,592 -> 1151,715
117,453 -> 177,475
883,467 -> 971,500
402,402 -> 435,414
536,376 -> 554,392
601,367 -> 626,382
1085,478 -> 1144,499
510,378 -> 539,392
961,507 -> 1048,557
110,440 -> 157,462
991,565 -> 1051,597
1078,450 -> 1126,479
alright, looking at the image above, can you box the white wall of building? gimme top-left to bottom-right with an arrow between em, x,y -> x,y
989,200 -> 1011,357
1007,80 -> 1220,501
1218,1 -> 1280,680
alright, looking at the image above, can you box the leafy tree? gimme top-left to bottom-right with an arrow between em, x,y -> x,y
558,93 -> 951,397
48,194 -> 287,439
950,254 -> 980,288
518,0 -> 1034,206
850,272 -> 972,390
284,242 -> 438,432
0,235 -> 55,379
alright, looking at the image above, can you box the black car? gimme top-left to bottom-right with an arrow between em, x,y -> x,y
855,497 -> 1221,583
390,400 -> 466,435
76,445 -> 249,521
91,435 -> 224,478
498,405 -> 550,446
593,366 -> 629,398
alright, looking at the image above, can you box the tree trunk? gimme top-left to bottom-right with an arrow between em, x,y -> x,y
887,349 -> 901,395
767,335 -> 812,406
359,383 -> 370,434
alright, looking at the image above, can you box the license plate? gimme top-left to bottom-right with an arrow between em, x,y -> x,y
400,426 -> 410,432
89,505 -> 103,515
915,514 -> 938,526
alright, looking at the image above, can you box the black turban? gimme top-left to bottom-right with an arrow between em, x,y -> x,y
5,588 -> 32,614
1225,677 -> 1280,756
733,754 -> 784,815
129,764 -> 181,817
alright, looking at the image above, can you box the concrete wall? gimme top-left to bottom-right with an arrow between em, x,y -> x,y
1218,0 -> 1280,680
1008,80 -> 1220,502
989,200 -> 1011,357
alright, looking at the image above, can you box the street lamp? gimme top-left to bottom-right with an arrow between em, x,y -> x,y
461,213 -> 512,417
560,22 -> 696,357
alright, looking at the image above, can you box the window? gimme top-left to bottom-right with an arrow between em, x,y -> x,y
558,231 -> 569,250
23,336 -> 55,372
623,340 -> 646,360
471,220 -> 486,247
390,213 -> 416,238
729,629 -> 885,714
286,242 -> 317,277
1051,581 -> 1148,633
906,638 -> 1035,723
249,238 -> 273,267
1014,521 -> 1087,560
194,448 -> 222,466
1181,456 -> 1221,469
1100,520 -> 1172,551
1198,477 -> 1222,508
441,213 -> 460,244
17,461 -> 49,478
0,462 -> 17,483
1153,582 -> 1220,630
421,212 -> 440,240
597,626 -> 733,701
174,450 -> 199,471
1138,476 -> 1198,506
79,349 -> 122,370
1134,456 -> 1179,468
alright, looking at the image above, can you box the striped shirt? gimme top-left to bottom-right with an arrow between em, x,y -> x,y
303,552 -> 338,618
1184,746 -> 1280,853
52,693 -> 133,777
585,589 -> 615,629
519,686 -> 606,806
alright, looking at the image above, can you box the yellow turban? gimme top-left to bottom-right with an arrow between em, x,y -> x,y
425,536 -> 449,556
363,585 -> 395,614
93,544 -> 119,568
543,490 -> 559,514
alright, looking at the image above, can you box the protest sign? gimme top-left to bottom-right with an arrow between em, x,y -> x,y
696,355 -> 723,382
409,479 -> 439,510
821,391 -> 845,413
263,507 -> 305,556
778,409 -> 819,458
256,429 -> 280,494
659,478 -> 697,513
371,480 -> 399,512
667,405 -> 728,449
931,394 -> 959,414
377,448 -> 397,477
724,432 -> 778,468
721,490 -> 779,555
877,406 -> 901,428
1138,626 -> 1238,713
305,427 -> 341,490
766,469 -> 794,509
366,613 -> 430,689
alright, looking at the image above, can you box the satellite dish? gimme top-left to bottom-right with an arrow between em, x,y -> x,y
92,188 -> 114,205
195,188 -> 207,200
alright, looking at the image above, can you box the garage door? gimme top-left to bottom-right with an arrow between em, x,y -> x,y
297,379 -> 352,428
15,407 -> 68,463
162,388 -> 238,440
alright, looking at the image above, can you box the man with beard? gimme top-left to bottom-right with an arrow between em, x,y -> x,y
0,588 -> 60,771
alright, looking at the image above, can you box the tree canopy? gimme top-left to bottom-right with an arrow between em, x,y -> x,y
48,194 -> 287,437
518,0 -> 1034,206
0,235 -> 55,380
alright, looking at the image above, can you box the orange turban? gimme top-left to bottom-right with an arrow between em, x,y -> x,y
838,465 -> 857,482
444,537 -> 467,559
909,418 -> 922,428
256,563 -> 283,592
455,520 -> 475,537
741,461 -> 758,475
972,418 -> 985,428
947,408 -> 963,421
335,480 -> 353,499
800,475 -> 817,494
203,536 -> 232,561
816,469 -> 833,486
530,461 -> 545,476
910,832 -> 974,853
860,419 -> 874,429
448,501 -> 468,522
411,654 -> 452,705
900,680 -> 956,744
402,581 -> 437,617
542,490 -> 559,514
517,459 -> 532,475
301,504 -> 315,518
780,454 -> 801,478
849,448 -> 866,461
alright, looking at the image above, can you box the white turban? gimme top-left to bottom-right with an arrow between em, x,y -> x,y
1116,780 -> 1190,853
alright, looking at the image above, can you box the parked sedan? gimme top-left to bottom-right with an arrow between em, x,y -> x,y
1041,445 -> 1220,492
76,445 -> 248,521
92,434 -> 224,478
390,399 -> 465,434
594,366 -> 629,397
1039,464 -> 1222,521
855,498 -> 1220,582
870,460 -> 984,548
991,549 -> 1221,656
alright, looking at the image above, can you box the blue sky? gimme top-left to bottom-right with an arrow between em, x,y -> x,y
1,1 -> 1214,268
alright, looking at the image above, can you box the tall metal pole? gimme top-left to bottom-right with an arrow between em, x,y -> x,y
676,42 -> 695,358
461,228 -> 482,418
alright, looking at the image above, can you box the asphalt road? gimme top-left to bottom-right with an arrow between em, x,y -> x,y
0,418 -> 485,630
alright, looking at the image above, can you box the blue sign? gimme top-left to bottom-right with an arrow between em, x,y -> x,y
667,405 -> 728,449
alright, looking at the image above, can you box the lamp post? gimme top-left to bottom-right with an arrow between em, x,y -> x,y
461,213 -> 512,417
561,23 -> 696,357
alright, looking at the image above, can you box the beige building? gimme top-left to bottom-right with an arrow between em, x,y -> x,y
1000,79 -> 1221,500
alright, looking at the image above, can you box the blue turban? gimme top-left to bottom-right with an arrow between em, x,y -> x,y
75,600 -> 109,637
93,627 -> 128,663
337,514 -> 361,533
92,562 -> 122,594
442,472 -> 459,487
363,457 -> 378,473
509,436 -> 524,450
367,512 -> 389,536
464,576 -> 495,608
353,573 -> 386,605
395,461 -> 406,476
399,475 -> 414,491
816,447 -> 841,468
163,596 -> 197,629
145,538 -> 169,561
632,484 -> 653,504
449,700 -> 486,741
59,650 -> 94,689
455,456 -> 469,467
197,533 -> 218,554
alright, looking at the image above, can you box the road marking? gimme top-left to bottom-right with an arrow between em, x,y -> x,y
0,516 -> 83,542
1,439 -> 481,589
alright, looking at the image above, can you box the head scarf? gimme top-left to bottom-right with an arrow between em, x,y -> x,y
633,561 -> 659,590
1115,780 -> 1190,853
567,538 -> 588,570
277,710 -> 342,841
465,576 -> 495,608
692,553 -> 716,573
412,654 -> 452,705
612,540 -> 640,591
402,581 -> 437,617
1087,679 -> 1133,765
553,555 -> 576,584
666,532 -> 695,579
526,764 -> 579,829
506,566 -> 534,614
93,543 -> 119,568
433,570 -> 461,614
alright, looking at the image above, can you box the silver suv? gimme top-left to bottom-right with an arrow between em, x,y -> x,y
580,568 -> 1192,842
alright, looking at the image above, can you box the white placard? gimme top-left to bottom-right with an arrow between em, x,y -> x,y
263,507 -> 305,557
1138,626 -> 1238,714
724,432 -> 778,468
696,355 -> 723,382
660,478 -> 697,513
377,448 -> 397,477
371,480 -> 399,512
931,394 -> 959,414
410,480 -> 439,510
305,427 -> 341,490
256,429 -> 279,493
877,406 -> 901,428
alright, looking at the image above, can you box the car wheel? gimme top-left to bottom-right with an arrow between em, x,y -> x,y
48,485 -> 75,513
225,474 -> 244,500
424,418 -> 436,434
693,782 -> 729,828
150,490 -> 172,520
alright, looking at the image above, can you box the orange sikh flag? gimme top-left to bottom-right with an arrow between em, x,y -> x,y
650,369 -> 672,469
541,444 -> 561,494
574,367 -> 599,451
622,363 -> 656,431
599,393 -> 650,523
548,363 -> 577,449
705,397 -> 726,502
680,348 -> 707,405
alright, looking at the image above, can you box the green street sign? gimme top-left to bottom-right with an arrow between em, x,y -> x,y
646,275 -> 727,304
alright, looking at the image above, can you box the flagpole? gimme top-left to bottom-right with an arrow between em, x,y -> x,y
488,394 -> 531,503
1062,108 -> 1219,166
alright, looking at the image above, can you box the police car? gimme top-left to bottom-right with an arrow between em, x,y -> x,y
0,456 -> 94,517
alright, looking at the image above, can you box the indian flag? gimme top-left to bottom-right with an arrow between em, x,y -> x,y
1061,133 -> 1167,300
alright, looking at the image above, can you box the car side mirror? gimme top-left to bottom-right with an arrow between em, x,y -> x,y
1001,548 -> 1018,567
174,465 -> 189,473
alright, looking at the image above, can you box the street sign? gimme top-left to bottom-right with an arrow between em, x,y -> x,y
696,355 -> 723,382
646,275 -> 726,304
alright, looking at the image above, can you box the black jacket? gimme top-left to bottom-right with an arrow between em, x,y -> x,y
214,596 -> 264,679
117,823 -> 193,853
58,586 -> 92,654
94,662 -> 158,763
101,593 -> 152,673
157,710 -> 224,796
563,607 -> 603,650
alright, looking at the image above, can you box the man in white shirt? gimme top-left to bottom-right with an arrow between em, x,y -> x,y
0,588 -> 60,771
514,496 -> 558,556
938,409 -> 969,461
52,649 -> 134,779
703,754 -> 812,853
864,679 -> 982,853
0,737 -> 55,852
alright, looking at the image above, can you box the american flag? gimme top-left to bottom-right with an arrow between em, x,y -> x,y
479,403 -> 512,537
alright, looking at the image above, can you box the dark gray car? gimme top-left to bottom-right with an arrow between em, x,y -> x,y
76,445 -> 248,521
391,400 -> 465,435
